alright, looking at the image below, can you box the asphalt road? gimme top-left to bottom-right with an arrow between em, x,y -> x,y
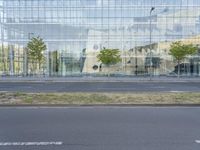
0,82 -> 200,92
0,107 -> 199,150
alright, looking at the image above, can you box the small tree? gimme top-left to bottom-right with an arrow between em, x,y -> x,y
169,41 -> 197,78
27,36 -> 47,73
97,48 -> 121,76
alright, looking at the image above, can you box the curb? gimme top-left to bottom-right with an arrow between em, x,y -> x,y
0,104 -> 200,107
1,79 -> 200,83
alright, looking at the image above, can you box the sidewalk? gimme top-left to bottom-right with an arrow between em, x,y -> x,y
1,76 -> 200,83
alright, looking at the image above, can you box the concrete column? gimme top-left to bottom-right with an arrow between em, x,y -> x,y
9,45 -> 14,76
23,47 -> 28,76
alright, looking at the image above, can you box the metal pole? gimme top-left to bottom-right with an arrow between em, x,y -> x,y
150,7 -> 155,81
135,47 -> 138,76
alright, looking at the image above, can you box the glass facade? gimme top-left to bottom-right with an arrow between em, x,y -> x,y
1,0 -> 200,76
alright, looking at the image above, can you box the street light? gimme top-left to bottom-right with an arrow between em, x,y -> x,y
149,7 -> 155,80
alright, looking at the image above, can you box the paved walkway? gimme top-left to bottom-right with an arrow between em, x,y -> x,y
1,76 -> 200,82
2,81 -> 200,92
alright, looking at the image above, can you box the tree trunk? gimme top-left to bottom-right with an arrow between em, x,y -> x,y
108,71 -> 110,77
178,60 -> 180,78
33,61 -> 37,75
39,61 -> 41,72
107,67 -> 110,77
103,64 -> 110,77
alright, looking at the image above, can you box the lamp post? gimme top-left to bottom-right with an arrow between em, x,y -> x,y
149,7 -> 155,80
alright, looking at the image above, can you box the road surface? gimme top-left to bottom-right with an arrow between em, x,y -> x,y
0,107 -> 199,150
0,82 -> 200,92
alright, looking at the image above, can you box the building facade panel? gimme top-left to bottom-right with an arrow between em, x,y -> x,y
0,0 -> 200,76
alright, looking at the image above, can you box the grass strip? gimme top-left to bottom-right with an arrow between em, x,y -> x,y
0,92 -> 200,105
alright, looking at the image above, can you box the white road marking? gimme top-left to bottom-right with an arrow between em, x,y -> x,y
151,86 -> 165,88
170,91 -> 188,93
196,140 -> 200,144
0,142 -> 63,146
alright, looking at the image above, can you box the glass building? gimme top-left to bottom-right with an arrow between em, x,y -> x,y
1,0 -> 200,77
